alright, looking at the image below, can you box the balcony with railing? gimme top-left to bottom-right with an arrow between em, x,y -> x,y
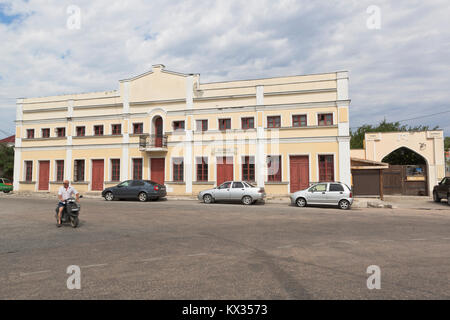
139,134 -> 168,152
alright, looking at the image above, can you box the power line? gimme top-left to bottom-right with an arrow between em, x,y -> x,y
350,109 -> 450,129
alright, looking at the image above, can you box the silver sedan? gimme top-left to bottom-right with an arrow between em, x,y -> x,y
198,181 -> 266,205
290,182 -> 353,210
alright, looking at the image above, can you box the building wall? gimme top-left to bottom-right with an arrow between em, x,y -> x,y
13,65 -> 351,196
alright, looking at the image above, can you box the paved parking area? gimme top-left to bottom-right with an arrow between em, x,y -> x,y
0,195 -> 449,299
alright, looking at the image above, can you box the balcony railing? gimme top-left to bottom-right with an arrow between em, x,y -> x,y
139,134 -> 168,151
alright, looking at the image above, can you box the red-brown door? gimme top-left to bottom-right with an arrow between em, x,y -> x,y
216,157 -> 233,185
151,158 -> 165,184
155,117 -> 163,147
290,156 -> 309,193
38,161 -> 50,191
91,160 -> 104,191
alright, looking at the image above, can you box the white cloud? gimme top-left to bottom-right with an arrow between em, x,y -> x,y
0,0 -> 449,137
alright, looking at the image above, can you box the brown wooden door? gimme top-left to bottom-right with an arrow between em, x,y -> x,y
290,156 -> 309,193
217,157 -> 233,185
91,160 -> 104,191
352,169 -> 381,196
383,165 -> 427,196
155,117 -> 163,147
38,161 -> 50,191
151,158 -> 165,184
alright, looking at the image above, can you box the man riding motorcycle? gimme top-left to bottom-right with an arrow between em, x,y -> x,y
57,180 -> 80,227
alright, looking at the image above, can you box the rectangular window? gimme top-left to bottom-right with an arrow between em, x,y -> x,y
133,123 -> 143,134
219,118 -> 231,131
173,121 -> 185,131
56,127 -> 65,137
133,158 -> 143,180
267,116 -> 281,128
241,117 -> 254,129
42,128 -> 50,138
292,115 -> 307,127
112,124 -> 121,135
27,129 -> 34,139
242,156 -> 255,181
318,113 -> 333,126
196,120 -> 208,132
319,155 -> 334,182
111,159 -> 121,181
25,161 -> 33,181
196,157 -> 208,181
74,160 -> 85,182
173,158 -> 184,182
94,125 -> 104,136
267,155 -> 282,182
56,160 -> 64,182
76,126 -> 85,137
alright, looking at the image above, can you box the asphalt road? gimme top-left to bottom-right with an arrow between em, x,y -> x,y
1,195 -> 449,299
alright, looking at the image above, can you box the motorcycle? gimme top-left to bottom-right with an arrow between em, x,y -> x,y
55,196 -> 82,228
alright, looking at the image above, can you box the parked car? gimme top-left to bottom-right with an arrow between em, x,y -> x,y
290,182 -> 353,210
0,178 -> 13,193
433,177 -> 450,205
102,180 -> 167,202
198,181 -> 266,205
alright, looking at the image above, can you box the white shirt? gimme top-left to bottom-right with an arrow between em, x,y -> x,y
58,186 -> 78,201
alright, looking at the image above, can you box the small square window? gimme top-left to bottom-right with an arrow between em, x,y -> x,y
318,114 -> 333,126
241,117 -> 254,130
267,116 -> 281,128
94,125 -> 104,136
219,119 -> 231,131
133,123 -> 143,134
112,124 -> 121,135
76,126 -> 85,137
173,121 -> 185,131
42,128 -> 50,138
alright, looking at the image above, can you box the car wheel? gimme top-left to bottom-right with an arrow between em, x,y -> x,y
433,191 -> 441,202
447,194 -> 450,206
3,190 -> 10,193
339,200 -> 350,210
104,192 -> 114,201
242,196 -> 253,205
203,194 -> 213,204
296,197 -> 307,207
138,192 -> 148,202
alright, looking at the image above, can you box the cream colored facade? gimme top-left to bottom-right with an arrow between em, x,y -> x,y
14,64 -> 351,196
351,131 -> 445,195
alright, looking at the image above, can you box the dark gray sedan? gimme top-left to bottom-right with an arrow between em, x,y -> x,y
102,180 -> 167,202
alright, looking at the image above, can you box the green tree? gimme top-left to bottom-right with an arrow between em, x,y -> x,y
445,137 -> 450,151
350,119 -> 439,149
0,144 -> 14,179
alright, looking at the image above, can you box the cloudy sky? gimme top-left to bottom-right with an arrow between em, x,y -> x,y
0,0 -> 449,138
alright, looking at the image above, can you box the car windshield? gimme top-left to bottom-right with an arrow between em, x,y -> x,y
244,181 -> 255,187
145,180 -> 158,185
3,179 -> 11,183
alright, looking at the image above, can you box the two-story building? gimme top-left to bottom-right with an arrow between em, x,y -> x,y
13,64 -> 351,196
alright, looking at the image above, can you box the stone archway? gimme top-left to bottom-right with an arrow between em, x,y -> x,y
381,147 -> 428,196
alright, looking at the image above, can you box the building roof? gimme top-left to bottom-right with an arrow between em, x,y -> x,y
351,157 -> 389,170
0,135 -> 15,144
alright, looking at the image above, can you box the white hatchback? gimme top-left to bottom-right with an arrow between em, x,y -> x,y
290,182 -> 353,210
